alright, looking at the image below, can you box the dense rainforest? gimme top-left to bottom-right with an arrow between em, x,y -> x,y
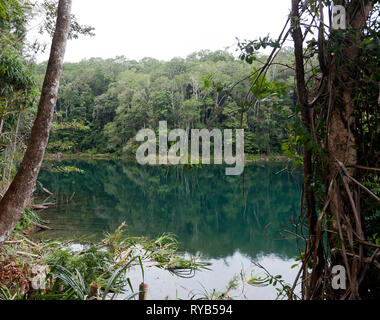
0,0 -> 379,302
34,50 -> 295,156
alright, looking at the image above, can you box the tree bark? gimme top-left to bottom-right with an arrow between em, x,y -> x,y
291,0 -> 375,300
0,0 -> 72,247
291,0 -> 325,299
326,1 -> 374,300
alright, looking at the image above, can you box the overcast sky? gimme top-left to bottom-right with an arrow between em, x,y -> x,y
31,0 -> 292,62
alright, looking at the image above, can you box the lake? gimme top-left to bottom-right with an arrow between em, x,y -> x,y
37,160 -> 302,299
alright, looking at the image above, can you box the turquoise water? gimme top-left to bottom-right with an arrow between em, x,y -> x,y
37,160 -> 302,299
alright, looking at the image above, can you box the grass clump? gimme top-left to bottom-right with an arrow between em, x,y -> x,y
14,208 -> 47,232
43,246 -> 113,286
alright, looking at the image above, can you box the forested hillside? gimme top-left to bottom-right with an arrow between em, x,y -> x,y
35,50 -> 296,156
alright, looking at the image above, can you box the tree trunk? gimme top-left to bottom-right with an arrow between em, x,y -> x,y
291,0 -> 325,299
0,0 -> 72,247
326,1 -> 374,300
291,0 -> 375,299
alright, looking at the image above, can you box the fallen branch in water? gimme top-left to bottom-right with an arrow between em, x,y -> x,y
31,222 -> 52,231
42,187 -> 53,195
32,203 -> 56,211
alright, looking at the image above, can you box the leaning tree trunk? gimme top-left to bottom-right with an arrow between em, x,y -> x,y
0,0 -> 72,247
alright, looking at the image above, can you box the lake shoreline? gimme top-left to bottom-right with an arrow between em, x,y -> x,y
44,152 -> 291,163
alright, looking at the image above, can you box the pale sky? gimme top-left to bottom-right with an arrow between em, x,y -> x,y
31,0 -> 292,62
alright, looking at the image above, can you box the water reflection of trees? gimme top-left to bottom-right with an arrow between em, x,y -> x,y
39,161 -> 302,259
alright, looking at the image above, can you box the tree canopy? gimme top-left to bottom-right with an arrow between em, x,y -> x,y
34,50 -> 296,156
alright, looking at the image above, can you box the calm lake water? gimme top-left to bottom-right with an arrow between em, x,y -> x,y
37,160 -> 302,300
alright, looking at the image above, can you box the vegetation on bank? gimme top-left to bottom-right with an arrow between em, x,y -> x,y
42,151 -> 290,163
2,216 -> 294,300
0,220 -> 214,300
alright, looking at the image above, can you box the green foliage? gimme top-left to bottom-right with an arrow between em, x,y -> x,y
30,223 -> 211,300
193,276 -> 239,300
0,284 -> 25,300
14,208 -> 47,232
49,165 -> 84,174
281,126 -> 303,167
44,246 -> 113,287
38,51 -> 295,156
36,256 -> 138,300
0,50 -> 35,93
247,266 -> 297,300
237,35 -> 280,65
39,0 -> 95,40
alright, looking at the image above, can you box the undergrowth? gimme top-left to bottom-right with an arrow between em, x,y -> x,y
0,222 -> 211,300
